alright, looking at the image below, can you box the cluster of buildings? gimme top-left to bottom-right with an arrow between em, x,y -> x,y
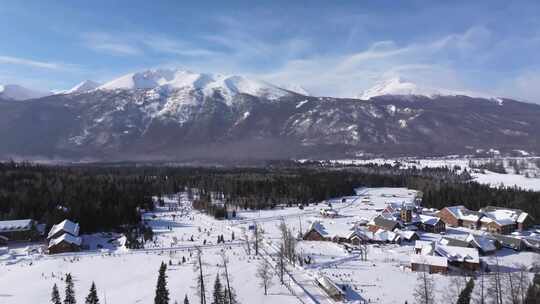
0,218 -> 82,254
438,205 -> 532,234
302,190 -> 539,275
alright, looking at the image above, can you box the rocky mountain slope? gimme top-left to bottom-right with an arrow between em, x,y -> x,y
0,69 -> 539,162
0,84 -> 51,101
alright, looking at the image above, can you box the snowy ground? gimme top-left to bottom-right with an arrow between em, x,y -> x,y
0,246 -> 299,304
1,189 -> 539,304
320,157 -> 540,191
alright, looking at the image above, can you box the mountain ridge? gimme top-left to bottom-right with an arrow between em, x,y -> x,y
0,68 -> 538,162
0,86 -> 538,161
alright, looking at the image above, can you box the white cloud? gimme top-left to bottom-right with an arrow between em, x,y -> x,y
82,32 -> 142,55
0,55 -> 67,70
82,32 -> 218,57
256,27 -> 497,98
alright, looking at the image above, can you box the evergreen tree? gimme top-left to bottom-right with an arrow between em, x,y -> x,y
212,274 -> 225,304
457,278 -> 474,304
154,262 -> 170,304
64,273 -> 76,304
51,283 -> 62,304
184,294 -> 190,304
85,282 -> 100,304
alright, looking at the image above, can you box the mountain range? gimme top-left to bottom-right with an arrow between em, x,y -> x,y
0,69 -> 539,162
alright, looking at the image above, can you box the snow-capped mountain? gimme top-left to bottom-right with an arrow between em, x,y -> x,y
0,68 -> 539,161
280,84 -> 311,96
359,77 -> 488,100
98,69 -> 301,104
62,80 -> 101,94
0,84 -> 51,101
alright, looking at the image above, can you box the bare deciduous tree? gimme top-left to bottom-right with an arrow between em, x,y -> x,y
413,271 -> 435,304
278,220 -> 296,265
488,258 -> 504,304
193,247 -> 207,304
472,271 -> 486,304
256,259 -> 273,296
219,252 -> 238,304
445,275 -> 467,304
242,229 -> 251,256
252,222 -> 263,256
277,244 -> 285,285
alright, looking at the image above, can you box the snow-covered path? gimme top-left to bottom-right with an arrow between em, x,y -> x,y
261,243 -> 335,304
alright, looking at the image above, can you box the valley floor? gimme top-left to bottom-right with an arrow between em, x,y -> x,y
1,188 -> 539,303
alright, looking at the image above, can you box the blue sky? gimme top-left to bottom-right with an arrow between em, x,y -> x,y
1,0 -> 540,102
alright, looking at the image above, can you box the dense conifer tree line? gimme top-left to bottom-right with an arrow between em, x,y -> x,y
1,161 -> 539,233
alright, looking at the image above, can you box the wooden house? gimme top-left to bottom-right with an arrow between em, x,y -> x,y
0,219 -> 39,243
48,233 -> 82,254
411,255 -> 448,274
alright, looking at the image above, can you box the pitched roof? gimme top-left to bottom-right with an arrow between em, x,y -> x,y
418,214 -> 441,226
0,219 -> 33,233
411,254 -> 448,268
372,216 -> 400,231
394,229 -> 418,241
47,219 -> 80,239
373,229 -> 400,242
489,234 -> 524,248
480,207 -> 527,226
435,244 -> 480,264
306,221 -> 355,239
444,206 -> 482,222
440,236 -> 471,248
466,234 -> 497,253
48,233 -> 82,248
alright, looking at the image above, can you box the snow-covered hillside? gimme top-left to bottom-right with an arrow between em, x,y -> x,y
323,157 -> 540,191
98,69 -> 302,103
61,80 -> 101,94
0,84 -> 51,101
358,77 -> 493,100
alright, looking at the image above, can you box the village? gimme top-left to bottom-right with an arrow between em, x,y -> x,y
1,186 -> 540,303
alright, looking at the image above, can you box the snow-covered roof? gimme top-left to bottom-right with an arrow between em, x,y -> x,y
444,206 -> 482,222
0,219 -> 33,232
480,208 -> 525,226
466,234 -> 496,253
47,220 -> 80,239
418,214 -> 441,226
307,221 -> 355,239
411,254 -> 448,268
394,229 -> 417,240
48,233 -> 82,248
370,216 -> 400,231
435,244 -> 479,264
373,229 -> 400,242
439,236 -> 470,248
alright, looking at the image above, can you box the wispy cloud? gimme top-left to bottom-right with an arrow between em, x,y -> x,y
82,32 -> 142,55
0,55 -> 68,70
257,26 -> 497,98
82,32 -> 218,57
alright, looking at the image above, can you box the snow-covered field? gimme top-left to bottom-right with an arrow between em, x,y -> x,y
1,188 -> 539,304
322,157 -> 540,191
0,246 -> 299,304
